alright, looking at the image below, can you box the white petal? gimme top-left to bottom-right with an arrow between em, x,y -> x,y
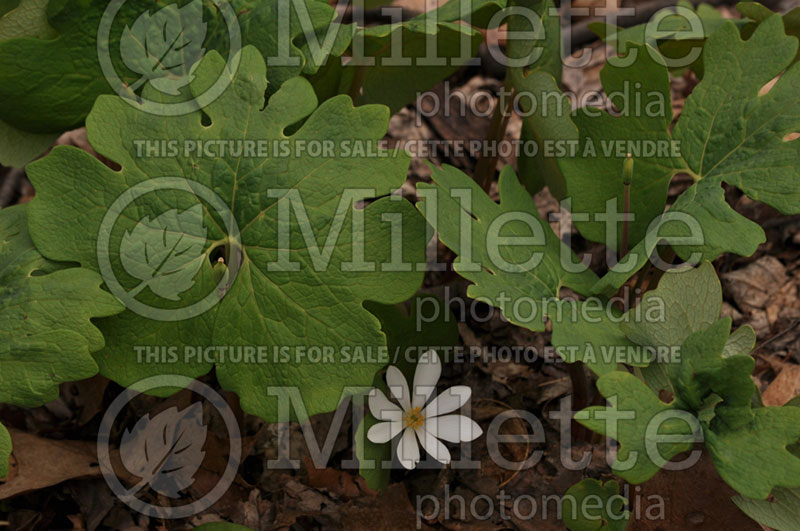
423,385 -> 472,418
368,388 -> 402,422
386,366 -> 411,412
367,421 -> 403,444
415,425 -> 451,465
396,427 -> 420,470
425,414 -> 483,443
412,350 -> 441,409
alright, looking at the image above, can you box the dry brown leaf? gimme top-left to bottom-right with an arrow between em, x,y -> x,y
67,480 -> 117,531
723,256 -> 799,337
762,364 -> 800,406
0,430 -> 102,499
304,457 -> 373,499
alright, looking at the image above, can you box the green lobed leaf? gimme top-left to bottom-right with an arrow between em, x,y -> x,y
590,1 -> 800,75
722,325 -> 757,359
296,22 -> 357,104
668,317 -> 757,430
0,0 -> 188,133
549,42 -> 685,249
0,0 -> 335,134
563,478 -> 630,531
507,0 -> 563,193
506,0 -> 560,82
550,302 -> 644,377
206,0 -> 334,95
0,0 -> 55,39
120,0 -> 208,97
733,487 -> 800,531
536,16 -> 799,286
577,263 -> 800,497
575,371 -> 697,484
0,119 -> 57,168
354,0 -> 506,101
417,164 -> 597,333
619,262 -> 721,340
0,0 -> 58,166
590,1 -> 734,77
551,244 -> 728,382
0,422 -> 9,478
676,17 -> 800,206
0,204 -> 124,408
673,17 -> 799,211
619,262 -> 721,393
705,406 -> 800,499
0,0 -> 498,136
300,0 -> 506,114
580,262 -> 756,382
590,184 -> 766,295
0,0 -> 21,17
348,21 -> 483,114
738,2 -> 800,62
26,47 -> 427,422
582,371 -> 800,497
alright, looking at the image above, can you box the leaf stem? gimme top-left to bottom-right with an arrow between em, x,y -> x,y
347,65 -> 367,104
476,74 -> 515,193
567,361 -> 592,443
620,153 -> 633,260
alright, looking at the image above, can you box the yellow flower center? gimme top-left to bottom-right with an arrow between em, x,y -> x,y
403,407 -> 425,430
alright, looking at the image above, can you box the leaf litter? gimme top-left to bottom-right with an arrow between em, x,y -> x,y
0,1 -> 799,529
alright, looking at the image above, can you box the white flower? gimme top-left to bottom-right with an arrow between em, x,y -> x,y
366,350 -> 482,470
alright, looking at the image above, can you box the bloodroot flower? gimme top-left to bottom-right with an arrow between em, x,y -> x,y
366,350 -> 482,469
